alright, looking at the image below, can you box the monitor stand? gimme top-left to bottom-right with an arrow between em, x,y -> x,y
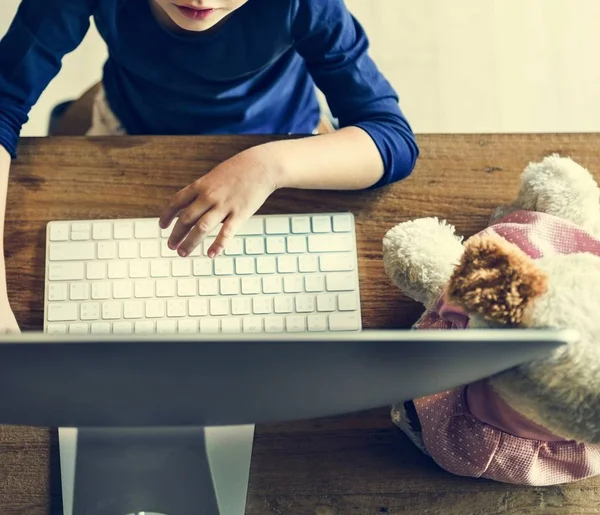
59,425 -> 255,515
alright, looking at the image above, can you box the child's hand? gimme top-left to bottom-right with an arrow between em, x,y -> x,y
0,265 -> 19,334
159,148 -> 278,257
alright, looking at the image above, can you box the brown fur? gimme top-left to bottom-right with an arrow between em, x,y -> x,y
446,235 -> 549,326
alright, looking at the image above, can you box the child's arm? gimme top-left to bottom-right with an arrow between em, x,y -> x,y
0,147 -> 19,332
0,0 -> 95,330
162,0 -> 419,256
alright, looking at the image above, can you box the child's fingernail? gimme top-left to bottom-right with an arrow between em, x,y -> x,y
179,249 -> 187,257
168,241 -> 176,250
208,249 -> 216,259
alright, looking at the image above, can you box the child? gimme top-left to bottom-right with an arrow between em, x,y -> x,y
0,0 -> 419,329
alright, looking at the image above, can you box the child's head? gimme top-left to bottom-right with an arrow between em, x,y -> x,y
151,0 -> 248,32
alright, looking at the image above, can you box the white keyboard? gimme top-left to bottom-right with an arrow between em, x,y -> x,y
43,213 -> 362,335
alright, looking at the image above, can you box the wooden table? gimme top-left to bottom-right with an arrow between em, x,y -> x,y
2,133 -> 600,514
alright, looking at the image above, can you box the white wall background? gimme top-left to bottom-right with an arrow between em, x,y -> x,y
2,0 -> 599,136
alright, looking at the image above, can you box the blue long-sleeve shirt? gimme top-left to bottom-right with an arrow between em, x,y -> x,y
0,0 -> 419,187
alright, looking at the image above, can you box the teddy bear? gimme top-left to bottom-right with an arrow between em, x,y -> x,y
382,154 -> 600,486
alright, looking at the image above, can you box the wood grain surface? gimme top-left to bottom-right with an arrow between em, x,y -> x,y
2,133 -> 600,515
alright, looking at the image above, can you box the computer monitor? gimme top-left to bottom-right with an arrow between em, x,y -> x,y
0,329 -> 575,515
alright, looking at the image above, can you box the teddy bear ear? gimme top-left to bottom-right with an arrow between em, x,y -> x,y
446,234 -> 549,326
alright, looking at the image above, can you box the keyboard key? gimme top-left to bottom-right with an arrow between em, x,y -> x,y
48,303 -> 78,322
87,261 -> 106,280
151,260 -> 170,278
238,218 -> 263,236
134,280 -> 154,298
210,298 -> 229,316
308,234 -> 353,253
49,242 -> 95,261
71,230 -> 91,241
49,223 -> 69,242
241,277 -> 261,295
326,273 -> 356,292
193,259 -> 212,276
305,275 -> 325,293
145,300 -> 166,318
283,275 -> 303,293
72,223 -> 91,233
70,283 -> 90,301
140,241 -> 159,258
232,297 -> 252,315
214,258 -> 234,276
156,279 -> 176,297
69,323 -> 89,334
274,296 -> 294,314
243,317 -> 262,333
264,316 -> 284,333
118,241 -> 138,259
113,280 -> 133,299
91,322 -> 111,334
329,312 -> 361,331
298,255 -> 318,273
108,261 -> 128,279
222,318 -> 241,333
189,298 -> 209,317
286,236 -> 307,254
319,254 -> 354,272
277,255 -> 296,273
172,259 -> 192,277
291,216 -> 310,234
224,238 -> 244,256
124,301 -> 143,319
47,323 -> 67,334
135,321 -> 154,334
256,256 -> 276,274
157,320 -> 177,334
220,277 -> 240,295
98,241 -> 118,260
245,237 -> 265,255
296,295 -> 315,313
200,319 -> 219,333
266,237 -> 286,254
177,279 -> 197,297
161,240 -> 178,258
235,257 -> 254,275
178,320 -> 198,334
167,299 -> 187,317
262,276 -> 282,294
92,222 -> 112,240
308,315 -> 328,332
135,221 -> 159,239
113,222 -> 134,240
253,297 -> 272,315
48,283 -> 68,301
80,302 -> 100,321
102,302 -> 121,320
338,292 -> 359,311
129,260 -> 150,278
199,278 -> 219,296
114,322 -> 133,334
286,316 -> 306,332
312,216 -> 331,233
332,214 -> 352,232
265,217 -> 290,235
92,282 -> 111,300
317,294 -> 336,312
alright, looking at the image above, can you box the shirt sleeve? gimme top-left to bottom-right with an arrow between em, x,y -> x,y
291,0 -> 419,187
0,0 -> 96,158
